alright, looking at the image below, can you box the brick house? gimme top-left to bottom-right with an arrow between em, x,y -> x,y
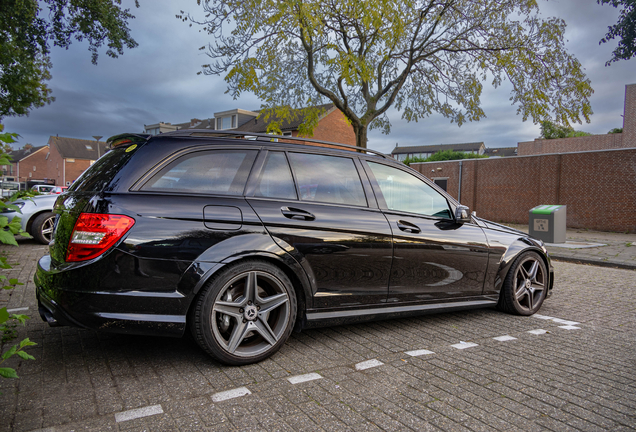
47,136 -> 107,186
5,145 -> 49,182
143,104 -> 356,146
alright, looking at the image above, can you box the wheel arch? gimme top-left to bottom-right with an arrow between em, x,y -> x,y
26,209 -> 55,234
494,239 -> 552,299
184,251 -> 312,332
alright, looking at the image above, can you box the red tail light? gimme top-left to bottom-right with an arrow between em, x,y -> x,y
66,213 -> 135,262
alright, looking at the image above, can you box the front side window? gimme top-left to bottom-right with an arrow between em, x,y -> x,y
141,150 -> 257,195
367,162 -> 451,218
288,152 -> 367,207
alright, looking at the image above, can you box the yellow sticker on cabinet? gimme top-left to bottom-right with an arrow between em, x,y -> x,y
125,144 -> 137,152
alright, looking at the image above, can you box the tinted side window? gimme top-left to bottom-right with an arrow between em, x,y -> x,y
69,148 -> 135,192
367,162 -> 451,218
288,153 -> 367,207
141,150 -> 257,195
254,152 -> 297,200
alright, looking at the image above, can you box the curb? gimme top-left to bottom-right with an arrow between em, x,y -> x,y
550,255 -> 636,271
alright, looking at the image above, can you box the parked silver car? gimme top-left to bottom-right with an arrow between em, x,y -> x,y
2,195 -> 58,244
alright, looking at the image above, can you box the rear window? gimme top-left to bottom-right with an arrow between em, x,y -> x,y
141,150 -> 257,196
68,148 -> 135,193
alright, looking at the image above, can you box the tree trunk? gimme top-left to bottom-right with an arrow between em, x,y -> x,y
354,124 -> 368,149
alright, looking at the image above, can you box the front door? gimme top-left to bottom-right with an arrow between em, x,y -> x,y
364,161 -> 490,303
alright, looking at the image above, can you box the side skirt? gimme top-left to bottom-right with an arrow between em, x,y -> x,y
304,299 -> 497,329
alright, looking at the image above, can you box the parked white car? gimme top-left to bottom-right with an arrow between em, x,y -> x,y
2,194 -> 58,244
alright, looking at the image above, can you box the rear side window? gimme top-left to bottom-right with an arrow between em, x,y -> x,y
254,151 -> 297,200
141,150 -> 257,195
288,152 -> 367,206
69,148 -> 135,192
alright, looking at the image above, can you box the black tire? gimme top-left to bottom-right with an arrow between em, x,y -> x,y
190,260 -> 297,365
497,251 -> 548,316
31,212 -> 56,245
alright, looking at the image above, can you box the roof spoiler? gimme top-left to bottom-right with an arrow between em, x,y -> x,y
106,133 -> 151,150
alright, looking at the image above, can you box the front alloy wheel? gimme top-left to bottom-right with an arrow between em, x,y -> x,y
192,261 -> 296,365
498,251 -> 548,316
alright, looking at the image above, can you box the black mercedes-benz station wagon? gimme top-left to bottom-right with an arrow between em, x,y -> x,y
35,131 -> 553,365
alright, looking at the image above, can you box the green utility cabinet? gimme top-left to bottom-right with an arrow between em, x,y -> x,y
529,205 -> 566,244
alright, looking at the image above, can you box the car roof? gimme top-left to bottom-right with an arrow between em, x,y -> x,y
108,130 -> 392,160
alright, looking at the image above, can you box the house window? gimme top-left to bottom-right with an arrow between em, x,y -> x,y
283,132 -> 292,137
85,145 -> 93,150
33,166 -> 36,171
67,159 -> 75,163
45,152 -> 50,160
433,178 -> 448,192
29,172 -> 32,178
218,115 -> 238,130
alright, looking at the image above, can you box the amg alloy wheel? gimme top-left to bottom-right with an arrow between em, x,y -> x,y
192,260 -> 296,365
498,251 -> 547,316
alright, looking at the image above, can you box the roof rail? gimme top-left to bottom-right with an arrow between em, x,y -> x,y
156,129 -> 390,159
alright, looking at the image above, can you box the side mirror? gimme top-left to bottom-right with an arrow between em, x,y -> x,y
455,205 -> 471,223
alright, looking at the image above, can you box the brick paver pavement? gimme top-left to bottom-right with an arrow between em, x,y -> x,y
1,239 -> 634,431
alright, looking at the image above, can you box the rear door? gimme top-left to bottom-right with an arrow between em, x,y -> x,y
246,150 -> 393,309
363,160 -> 490,303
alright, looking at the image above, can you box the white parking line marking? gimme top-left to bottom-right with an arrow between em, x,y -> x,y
451,341 -> 478,349
355,359 -> 384,370
493,335 -> 517,342
533,314 -> 554,320
405,349 -> 435,357
212,387 -> 251,402
114,405 -> 163,423
528,329 -> 548,335
558,325 -> 581,330
559,320 -> 580,326
287,373 -> 322,384
7,307 -> 29,313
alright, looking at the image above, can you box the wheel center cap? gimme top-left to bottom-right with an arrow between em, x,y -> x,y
525,280 -> 532,289
244,305 -> 258,321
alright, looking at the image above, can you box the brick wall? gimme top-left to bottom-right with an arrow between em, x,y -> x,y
308,109 -> 356,146
411,148 -> 636,233
518,133 -> 625,155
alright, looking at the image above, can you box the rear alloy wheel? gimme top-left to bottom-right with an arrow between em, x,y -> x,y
31,212 -> 55,245
192,260 -> 297,365
498,251 -> 548,316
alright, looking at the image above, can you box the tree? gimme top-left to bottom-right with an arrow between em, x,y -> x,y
539,120 -> 591,139
181,0 -> 593,148
0,0 -> 139,119
598,0 -> 636,65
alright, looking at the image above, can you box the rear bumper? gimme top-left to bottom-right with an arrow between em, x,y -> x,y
34,253 -> 190,337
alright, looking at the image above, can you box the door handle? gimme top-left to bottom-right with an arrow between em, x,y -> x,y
281,206 -> 315,221
397,220 -> 421,234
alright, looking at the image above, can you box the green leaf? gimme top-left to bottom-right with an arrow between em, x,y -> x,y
16,351 -> 35,361
0,368 -> 18,379
2,345 -> 17,360
0,229 -> 18,246
0,307 -> 9,324
19,338 -> 37,348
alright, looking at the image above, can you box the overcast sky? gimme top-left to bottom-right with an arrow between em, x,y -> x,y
3,0 -> 635,154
